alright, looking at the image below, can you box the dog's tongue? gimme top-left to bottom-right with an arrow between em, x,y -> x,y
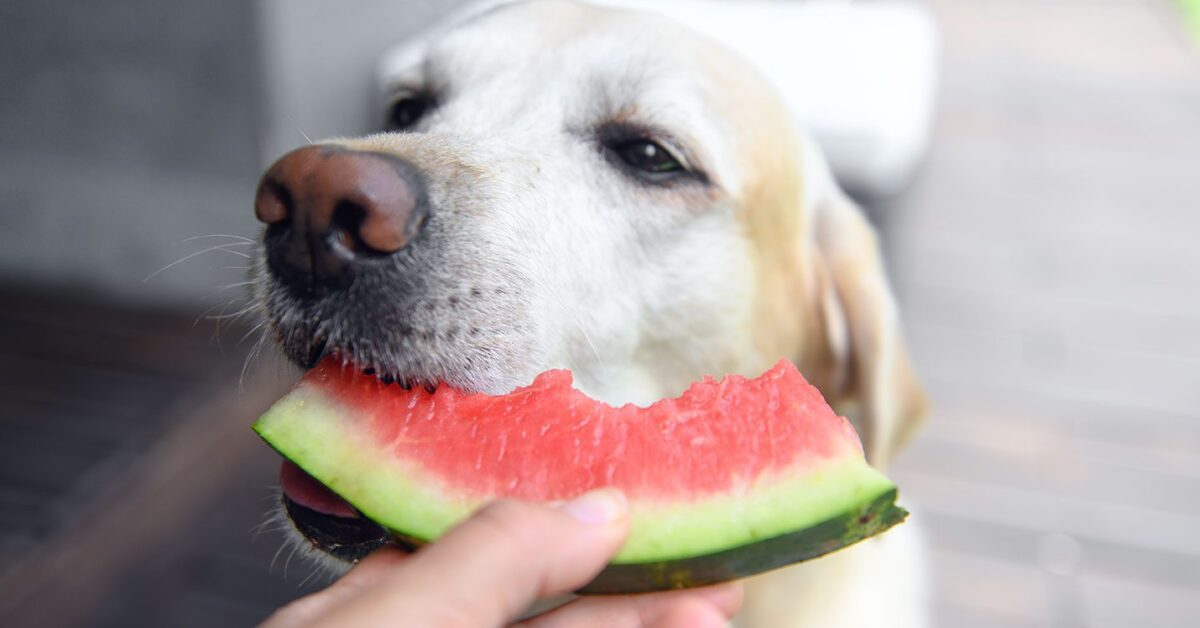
279,461 -> 359,518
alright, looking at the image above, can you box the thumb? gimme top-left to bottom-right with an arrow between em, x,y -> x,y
318,488 -> 630,627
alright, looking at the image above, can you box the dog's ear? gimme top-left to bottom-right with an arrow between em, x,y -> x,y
810,188 -> 927,468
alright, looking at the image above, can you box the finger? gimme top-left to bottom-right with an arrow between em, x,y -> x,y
654,599 -> 731,628
317,546 -> 411,600
519,582 -> 743,628
258,548 -> 410,628
308,488 -> 630,627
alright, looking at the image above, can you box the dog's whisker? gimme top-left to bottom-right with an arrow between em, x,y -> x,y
285,111 -> 315,145
193,277 -> 255,310
217,280 -> 256,292
252,499 -> 284,527
218,306 -> 258,343
251,516 -> 285,537
206,303 -> 258,322
283,543 -> 301,580
174,233 -> 256,245
193,297 -> 244,328
573,320 -> 606,377
240,321 -> 267,345
240,329 -> 269,391
269,541 -> 289,574
143,243 -> 253,282
254,523 -> 293,539
546,291 -> 607,378
296,567 -> 321,589
202,293 -> 259,343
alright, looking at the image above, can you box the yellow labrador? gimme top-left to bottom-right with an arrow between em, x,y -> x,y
252,2 -> 928,625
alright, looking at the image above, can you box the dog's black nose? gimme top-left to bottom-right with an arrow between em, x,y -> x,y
255,145 -> 427,288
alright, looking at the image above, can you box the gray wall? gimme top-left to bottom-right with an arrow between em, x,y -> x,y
0,0 -> 264,303
0,0 -> 468,305
257,0 -> 472,162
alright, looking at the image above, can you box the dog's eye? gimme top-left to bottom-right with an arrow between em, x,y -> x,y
615,139 -> 684,176
385,94 -> 432,131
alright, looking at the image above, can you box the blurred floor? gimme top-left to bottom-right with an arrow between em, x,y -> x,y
0,286 -> 319,627
884,1 -> 1200,627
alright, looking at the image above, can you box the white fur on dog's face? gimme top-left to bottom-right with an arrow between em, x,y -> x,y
390,3 -> 757,406
259,1 -> 792,407
384,1 -> 771,408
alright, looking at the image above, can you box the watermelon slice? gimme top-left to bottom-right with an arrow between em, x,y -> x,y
254,358 -> 906,593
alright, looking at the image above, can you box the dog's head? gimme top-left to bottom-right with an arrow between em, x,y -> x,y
252,0 -> 926,567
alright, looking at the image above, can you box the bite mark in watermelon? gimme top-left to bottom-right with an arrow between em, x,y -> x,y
254,358 -> 907,593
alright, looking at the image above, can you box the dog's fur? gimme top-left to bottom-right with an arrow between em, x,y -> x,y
255,2 -> 928,625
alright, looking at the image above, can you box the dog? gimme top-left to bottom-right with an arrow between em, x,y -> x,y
251,1 -> 929,626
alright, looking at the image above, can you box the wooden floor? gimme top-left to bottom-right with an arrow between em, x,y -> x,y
882,1 -> 1200,626
0,287 -> 320,627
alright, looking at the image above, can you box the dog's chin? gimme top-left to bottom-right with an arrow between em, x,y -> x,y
273,462 -> 406,574
274,505 -> 359,579
281,495 -> 391,562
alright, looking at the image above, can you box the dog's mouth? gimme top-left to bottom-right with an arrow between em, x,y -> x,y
269,327 -> 515,561
279,460 -> 391,562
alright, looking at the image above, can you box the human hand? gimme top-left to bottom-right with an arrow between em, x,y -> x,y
261,488 -> 743,627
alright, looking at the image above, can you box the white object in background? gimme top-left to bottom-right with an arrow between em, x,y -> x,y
382,0 -> 939,197
601,0 -> 940,197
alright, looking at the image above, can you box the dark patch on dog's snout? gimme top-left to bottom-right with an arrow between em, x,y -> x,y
301,337 -> 329,369
255,146 -> 430,296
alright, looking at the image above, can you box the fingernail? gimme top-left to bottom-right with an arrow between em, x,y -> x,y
559,488 -> 627,525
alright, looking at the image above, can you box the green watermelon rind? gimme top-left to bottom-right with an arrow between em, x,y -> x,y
255,382 -> 906,584
582,488 -> 906,593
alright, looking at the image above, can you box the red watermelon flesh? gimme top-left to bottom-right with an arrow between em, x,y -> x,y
333,360 -> 860,499
255,358 -> 906,593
